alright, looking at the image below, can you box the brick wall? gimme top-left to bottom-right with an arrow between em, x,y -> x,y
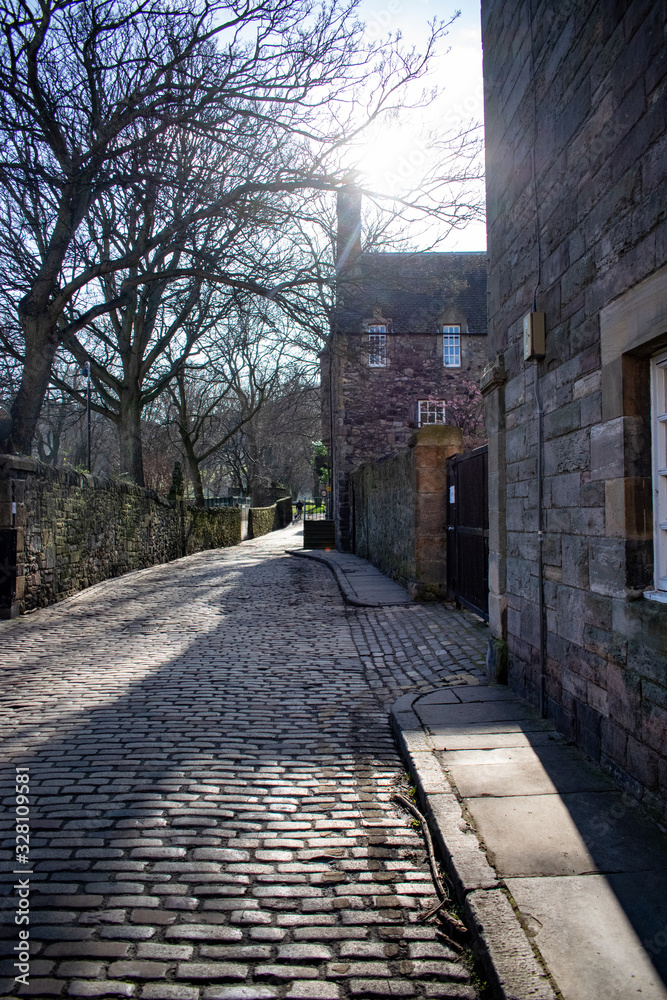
0,456 -> 289,617
483,0 -> 667,814
350,425 -> 462,598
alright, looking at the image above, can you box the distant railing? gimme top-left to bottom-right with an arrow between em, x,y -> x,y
302,497 -> 330,521
204,495 -> 250,508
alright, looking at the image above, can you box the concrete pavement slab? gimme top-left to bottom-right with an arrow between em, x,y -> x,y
506,874 -> 667,1000
445,747 -> 617,797
428,719 -> 552,739
441,687 -> 518,704
415,699 -> 543,728
468,793 -> 599,876
471,789 -> 667,876
392,682 -> 667,999
433,731 -> 565,751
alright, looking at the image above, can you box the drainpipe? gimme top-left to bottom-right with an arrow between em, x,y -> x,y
533,359 -> 546,717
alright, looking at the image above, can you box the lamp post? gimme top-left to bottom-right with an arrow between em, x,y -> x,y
81,363 -> 91,472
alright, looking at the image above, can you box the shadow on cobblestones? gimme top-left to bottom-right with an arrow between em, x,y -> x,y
0,530 -> 487,999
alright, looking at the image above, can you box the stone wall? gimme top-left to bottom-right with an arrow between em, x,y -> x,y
352,448 -> 415,586
482,0 -> 667,813
249,497 -> 292,539
351,425 -> 462,598
275,497 -> 294,530
0,456 -> 289,617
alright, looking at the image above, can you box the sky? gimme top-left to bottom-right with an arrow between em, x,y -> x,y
354,0 -> 486,251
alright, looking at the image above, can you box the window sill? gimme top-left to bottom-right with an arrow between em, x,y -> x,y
644,590 -> 667,605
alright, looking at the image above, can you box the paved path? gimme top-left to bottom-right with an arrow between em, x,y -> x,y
0,525 -> 488,1000
394,687 -> 667,1000
289,551 -> 412,607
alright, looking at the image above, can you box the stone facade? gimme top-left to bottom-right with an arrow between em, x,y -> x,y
351,425 -> 463,598
323,211 -> 487,550
0,456 -> 289,617
482,0 -> 667,813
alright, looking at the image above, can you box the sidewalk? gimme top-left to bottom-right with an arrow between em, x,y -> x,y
291,539 -> 667,1000
288,545 -> 413,606
393,685 -> 667,1000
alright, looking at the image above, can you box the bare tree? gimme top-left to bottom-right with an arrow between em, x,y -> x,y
0,0 -> 463,457
213,375 -> 321,500
164,311 -> 308,505
49,120 -> 319,484
50,270 -> 225,484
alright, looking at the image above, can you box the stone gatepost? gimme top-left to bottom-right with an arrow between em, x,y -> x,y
0,456 -> 25,619
411,424 -> 463,600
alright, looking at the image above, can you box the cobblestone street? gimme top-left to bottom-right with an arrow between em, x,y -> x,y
0,526 -> 488,1000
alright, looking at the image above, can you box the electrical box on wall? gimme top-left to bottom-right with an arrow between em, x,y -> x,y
523,311 -> 546,360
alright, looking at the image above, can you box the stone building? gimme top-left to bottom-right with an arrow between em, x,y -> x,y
322,190 -> 487,549
481,0 -> 667,813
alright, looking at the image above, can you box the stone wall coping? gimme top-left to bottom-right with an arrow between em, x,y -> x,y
0,455 -> 293,514
0,454 -> 40,473
351,427 -> 463,478
0,455 -> 183,508
250,497 -> 291,512
411,424 -> 464,448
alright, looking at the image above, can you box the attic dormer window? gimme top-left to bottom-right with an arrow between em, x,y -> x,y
443,325 -> 461,367
368,326 -> 387,367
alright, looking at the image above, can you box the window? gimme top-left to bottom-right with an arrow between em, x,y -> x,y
418,399 -> 446,426
650,350 -> 667,596
368,326 -> 387,367
443,325 -> 461,367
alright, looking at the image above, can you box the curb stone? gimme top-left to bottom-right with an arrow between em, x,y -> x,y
390,694 -> 558,1000
286,549 -> 410,607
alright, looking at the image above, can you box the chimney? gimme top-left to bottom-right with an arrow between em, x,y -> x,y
336,186 -> 362,271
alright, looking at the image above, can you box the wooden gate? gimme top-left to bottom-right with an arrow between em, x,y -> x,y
446,446 -> 489,620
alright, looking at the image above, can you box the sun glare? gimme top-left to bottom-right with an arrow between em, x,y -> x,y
351,122 -> 434,199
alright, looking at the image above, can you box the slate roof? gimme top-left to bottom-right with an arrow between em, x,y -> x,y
334,251 -> 487,336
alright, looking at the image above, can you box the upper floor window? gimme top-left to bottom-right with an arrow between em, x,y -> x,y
443,325 -> 461,367
650,349 -> 667,596
418,399 -> 446,426
368,326 -> 387,367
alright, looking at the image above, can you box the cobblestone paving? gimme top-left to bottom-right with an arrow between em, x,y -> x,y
0,527 -> 487,1000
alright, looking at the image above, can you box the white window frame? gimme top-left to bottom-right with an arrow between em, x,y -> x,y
443,325 -> 461,367
418,399 -> 446,427
368,326 -> 387,367
648,349 -> 667,598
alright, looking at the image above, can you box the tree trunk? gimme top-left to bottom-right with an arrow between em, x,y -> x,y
4,320 -> 58,456
117,393 -> 145,486
182,436 -> 205,507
